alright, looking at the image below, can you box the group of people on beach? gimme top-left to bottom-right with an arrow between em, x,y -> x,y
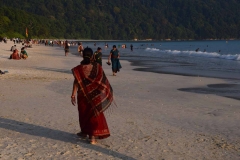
7,38 -> 31,60
63,41 -> 84,57
9,46 -> 28,60
70,43 -> 122,144
4,38 -> 120,144
65,41 -> 122,76
42,39 -> 121,144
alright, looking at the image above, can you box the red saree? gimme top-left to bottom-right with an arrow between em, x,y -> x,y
72,63 -> 113,139
11,52 -> 20,60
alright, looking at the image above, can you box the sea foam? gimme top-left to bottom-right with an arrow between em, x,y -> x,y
145,48 -> 240,61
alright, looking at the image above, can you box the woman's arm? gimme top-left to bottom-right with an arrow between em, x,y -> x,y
71,79 -> 78,106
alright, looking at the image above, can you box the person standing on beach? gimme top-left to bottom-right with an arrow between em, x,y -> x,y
108,45 -> 122,76
64,40 -> 69,56
105,43 -> 108,48
130,44 -> 133,51
93,47 -> 102,66
71,47 -> 114,144
78,42 -> 84,56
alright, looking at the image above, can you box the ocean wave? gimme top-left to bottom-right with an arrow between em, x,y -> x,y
145,48 -> 240,61
146,48 -> 160,52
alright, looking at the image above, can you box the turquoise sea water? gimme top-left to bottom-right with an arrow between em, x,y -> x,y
71,40 -> 240,80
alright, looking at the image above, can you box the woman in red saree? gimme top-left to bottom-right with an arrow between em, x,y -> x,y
71,48 -> 114,144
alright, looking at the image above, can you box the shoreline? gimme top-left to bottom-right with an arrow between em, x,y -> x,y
126,57 -> 240,80
114,56 -> 240,101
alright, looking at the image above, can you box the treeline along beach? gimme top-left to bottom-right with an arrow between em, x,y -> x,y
1,0 -> 240,40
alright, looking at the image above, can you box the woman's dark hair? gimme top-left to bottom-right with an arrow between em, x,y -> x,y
81,47 -> 93,65
113,45 -> 116,48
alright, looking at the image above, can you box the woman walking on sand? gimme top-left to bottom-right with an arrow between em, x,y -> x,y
71,47 -> 114,144
108,45 -> 122,76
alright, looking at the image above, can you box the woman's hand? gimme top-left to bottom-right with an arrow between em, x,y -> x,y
71,79 -> 78,106
71,96 -> 76,106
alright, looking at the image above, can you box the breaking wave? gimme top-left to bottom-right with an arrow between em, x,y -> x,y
145,48 -> 240,61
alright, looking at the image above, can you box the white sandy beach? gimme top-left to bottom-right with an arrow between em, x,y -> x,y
0,42 -> 239,160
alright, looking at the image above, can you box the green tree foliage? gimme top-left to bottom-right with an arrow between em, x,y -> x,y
0,0 -> 240,40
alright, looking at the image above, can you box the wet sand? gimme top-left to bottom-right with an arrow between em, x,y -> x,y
124,57 -> 240,101
0,42 -> 240,159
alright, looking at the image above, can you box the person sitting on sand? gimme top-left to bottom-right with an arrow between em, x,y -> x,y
10,49 -> 20,60
20,47 -> 28,59
71,47 -> 114,144
64,40 -> 69,56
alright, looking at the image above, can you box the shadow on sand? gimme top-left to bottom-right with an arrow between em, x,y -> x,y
34,67 -> 72,74
178,83 -> 240,101
0,117 -> 135,160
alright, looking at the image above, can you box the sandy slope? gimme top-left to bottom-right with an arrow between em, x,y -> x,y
0,41 -> 239,160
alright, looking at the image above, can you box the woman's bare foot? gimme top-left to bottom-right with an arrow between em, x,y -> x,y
89,136 -> 97,144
